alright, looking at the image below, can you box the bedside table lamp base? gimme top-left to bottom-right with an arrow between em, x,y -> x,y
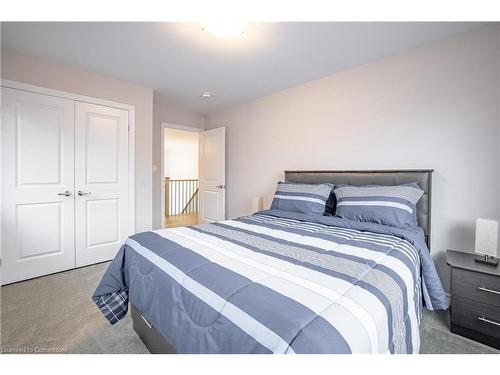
475,254 -> 499,266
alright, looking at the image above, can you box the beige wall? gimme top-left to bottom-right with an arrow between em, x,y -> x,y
152,93 -> 205,229
207,25 -> 500,291
1,49 -> 154,232
164,128 -> 199,179
0,49 -> 206,232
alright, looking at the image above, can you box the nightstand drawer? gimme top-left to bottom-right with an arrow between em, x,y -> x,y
452,296 -> 500,340
452,268 -> 500,308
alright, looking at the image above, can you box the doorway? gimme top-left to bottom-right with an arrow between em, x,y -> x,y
161,124 -> 201,228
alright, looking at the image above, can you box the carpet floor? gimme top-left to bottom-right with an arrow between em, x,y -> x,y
1,262 -> 498,354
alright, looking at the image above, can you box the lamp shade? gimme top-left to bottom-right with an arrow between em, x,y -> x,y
475,218 -> 500,257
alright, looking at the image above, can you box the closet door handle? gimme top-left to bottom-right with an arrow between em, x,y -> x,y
77,190 -> 91,196
58,190 -> 72,197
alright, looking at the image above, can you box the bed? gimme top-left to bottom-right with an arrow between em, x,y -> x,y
93,170 -> 448,354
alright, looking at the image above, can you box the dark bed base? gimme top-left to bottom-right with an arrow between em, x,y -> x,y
131,304 -> 176,354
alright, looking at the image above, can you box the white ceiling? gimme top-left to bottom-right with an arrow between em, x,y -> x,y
1,22 -> 484,115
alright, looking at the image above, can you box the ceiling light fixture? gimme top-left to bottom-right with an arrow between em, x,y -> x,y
200,21 -> 247,39
201,92 -> 213,99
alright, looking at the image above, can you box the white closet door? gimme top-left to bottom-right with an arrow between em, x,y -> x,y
74,102 -> 130,267
1,88 -> 75,285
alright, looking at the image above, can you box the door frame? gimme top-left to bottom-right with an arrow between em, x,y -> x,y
160,122 -> 202,228
1,79 -> 136,235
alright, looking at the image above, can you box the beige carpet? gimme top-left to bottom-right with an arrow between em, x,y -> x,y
1,262 -> 498,354
1,263 -> 147,354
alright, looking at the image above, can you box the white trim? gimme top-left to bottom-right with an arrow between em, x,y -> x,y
1,79 -> 136,235
1,79 -> 134,111
161,122 -> 203,133
128,107 -> 136,234
160,122 -> 202,227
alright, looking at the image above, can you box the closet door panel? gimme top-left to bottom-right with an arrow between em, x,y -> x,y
75,102 -> 129,267
1,88 -> 75,284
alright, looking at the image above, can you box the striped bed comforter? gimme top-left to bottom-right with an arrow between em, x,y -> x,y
93,210 -> 448,354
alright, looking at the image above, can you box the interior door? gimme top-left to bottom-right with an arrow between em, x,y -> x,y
74,102 -> 130,267
1,87 -> 75,284
198,127 -> 225,223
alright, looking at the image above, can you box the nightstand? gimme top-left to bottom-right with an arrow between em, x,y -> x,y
447,250 -> 500,349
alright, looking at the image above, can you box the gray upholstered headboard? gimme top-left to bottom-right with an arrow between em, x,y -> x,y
284,169 -> 433,249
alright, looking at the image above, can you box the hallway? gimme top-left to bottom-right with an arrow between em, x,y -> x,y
164,213 -> 199,228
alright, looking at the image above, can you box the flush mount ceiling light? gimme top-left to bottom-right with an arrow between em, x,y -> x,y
201,92 -> 213,99
200,21 -> 247,39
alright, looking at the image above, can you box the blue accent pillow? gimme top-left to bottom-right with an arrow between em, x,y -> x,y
271,182 -> 334,215
334,182 -> 424,228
